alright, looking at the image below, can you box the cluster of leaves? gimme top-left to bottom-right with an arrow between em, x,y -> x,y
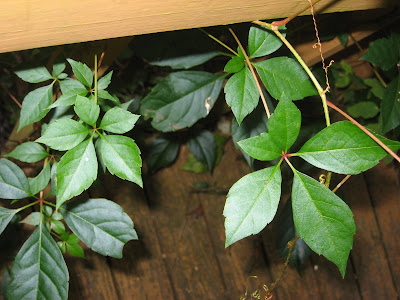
330,33 -> 400,135
0,59 -> 141,299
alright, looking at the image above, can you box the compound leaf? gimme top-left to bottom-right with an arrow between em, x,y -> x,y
224,165 -> 282,247
0,158 -> 31,199
297,121 -> 400,174
15,66 -> 53,83
98,135 -> 142,187
62,198 -> 138,258
7,226 -> 69,300
74,95 -> 100,126
67,58 -> 93,88
140,71 -> 224,132
0,207 -> 18,236
99,107 -> 140,134
5,142 -> 49,163
147,135 -> 180,172
188,130 -> 216,172
224,67 -> 259,125
36,118 -> 90,151
56,139 -> 98,209
19,83 -> 54,131
248,25 -> 285,58
381,76 -> 400,133
268,100 -> 301,152
291,170 -> 356,277
254,57 -> 317,101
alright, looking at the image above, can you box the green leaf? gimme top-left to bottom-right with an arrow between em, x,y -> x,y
231,101 -> 271,169
19,83 -> 54,131
51,220 -> 66,234
188,130 -> 216,172
147,135 -> 180,172
360,38 -> 398,71
0,159 -> 31,199
224,165 -> 282,247
52,212 -> 63,221
49,92 -> 88,109
59,78 -> 86,95
74,95 -> 100,126
224,56 -> 245,73
98,135 -> 142,187
254,57 -> 317,101
36,118 -> 90,151
21,212 -> 42,226
7,226 -> 69,300
297,121 -> 400,174
180,152 -> 207,174
237,133 -> 281,161
67,58 -> 93,88
268,100 -> 301,152
66,242 -> 85,258
50,161 -> 58,196
56,139 -> 98,209
5,142 -> 49,163
381,76 -> 400,133
62,198 -> 138,258
150,51 -> 220,69
98,90 -> 119,103
99,107 -> 140,134
291,170 -> 356,277
15,66 -> 53,83
347,101 -> 379,119
0,207 -> 18,236
140,71 -> 224,131
97,71 -> 113,90
224,67 -> 259,125
43,205 -> 53,217
248,25 -> 285,58
52,62 -> 66,77
28,163 -> 51,195
337,33 -> 348,48
364,78 -> 385,100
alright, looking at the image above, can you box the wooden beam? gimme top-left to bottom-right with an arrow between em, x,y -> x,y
0,0 -> 396,53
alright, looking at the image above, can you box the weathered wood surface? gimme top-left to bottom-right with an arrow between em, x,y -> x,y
0,0 -> 397,53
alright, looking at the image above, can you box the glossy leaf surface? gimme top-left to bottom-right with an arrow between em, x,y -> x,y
147,136 -> 180,172
248,25 -> 285,58
0,159 -> 31,199
238,133 -> 281,161
5,142 -> 48,163
67,58 -> 93,88
0,207 -> 18,236
15,66 -> 53,83
99,107 -> 140,134
28,163 -> 51,195
74,95 -> 100,126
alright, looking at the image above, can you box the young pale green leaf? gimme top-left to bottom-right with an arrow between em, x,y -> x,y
51,220 -> 66,235
15,66 -> 53,83
52,62 -> 66,77
36,118 -> 90,151
232,101 -> 272,169
5,142 -> 48,163
0,159 -> 31,199
291,171 -> 356,277
56,139 -> 98,209
66,242 -> 85,258
99,107 -> 140,134
237,133 -> 281,161
49,91 -> 88,109
347,101 -> 379,119
297,121 -> 400,174
28,163 -> 51,195
0,207 -> 18,236
59,78 -> 86,94
224,56 -> 245,73
98,135 -> 142,187
268,100 -> 301,152
19,83 -> 54,131
188,130 -> 217,172
147,135 -> 180,172
224,165 -> 282,247
140,71 -> 224,131
62,198 -> 138,258
180,152 -> 207,174
97,71 -> 113,90
360,38 -> 398,71
67,58 -> 93,88
380,76 -> 400,134
254,57 -> 317,101
150,51 -> 220,69
248,25 -> 285,58
7,226 -> 69,300
74,95 -> 100,126
224,67 -> 259,125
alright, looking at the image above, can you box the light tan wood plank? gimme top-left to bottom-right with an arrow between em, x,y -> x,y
0,0 -> 396,53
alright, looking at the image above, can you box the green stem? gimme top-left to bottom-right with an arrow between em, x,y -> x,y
16,200 -> 40,213
43,200 -> 57,208
94,54 -> 98,104
199,28 -> 239,56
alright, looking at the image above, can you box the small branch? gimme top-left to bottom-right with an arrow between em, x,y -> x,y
271,0 -> 323,27
332,175 -> 351,193
1,84 -> 22,109
94,54 -> 98,104
97,51 -> 105,70
327,100 -> 400,164
199,28 -> 238,56
228,28 -> 271,118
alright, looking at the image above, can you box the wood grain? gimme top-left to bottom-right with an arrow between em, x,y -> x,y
0,0 -> 396,53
